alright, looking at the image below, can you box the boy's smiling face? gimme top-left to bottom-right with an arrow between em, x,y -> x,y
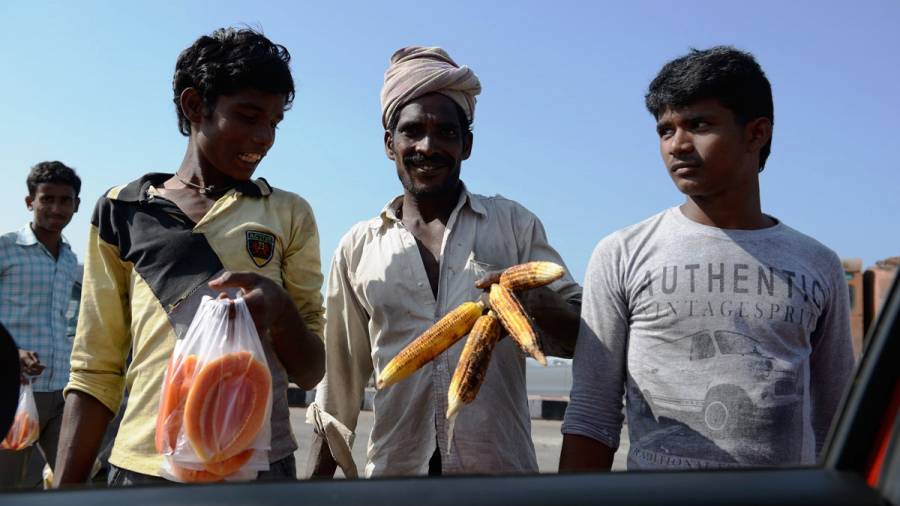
193,88 -> 286,181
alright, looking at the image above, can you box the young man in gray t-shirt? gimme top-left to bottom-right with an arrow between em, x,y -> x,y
560,46 -> 853,471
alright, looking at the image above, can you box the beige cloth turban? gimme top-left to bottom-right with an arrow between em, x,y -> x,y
380,46 -> 482,129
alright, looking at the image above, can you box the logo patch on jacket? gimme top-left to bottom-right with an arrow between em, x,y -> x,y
246,231 -> 275,268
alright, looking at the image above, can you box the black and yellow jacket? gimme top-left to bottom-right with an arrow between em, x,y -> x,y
66,173 -> 324,476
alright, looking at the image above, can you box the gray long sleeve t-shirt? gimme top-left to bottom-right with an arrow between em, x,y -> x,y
562,207 -> 854,469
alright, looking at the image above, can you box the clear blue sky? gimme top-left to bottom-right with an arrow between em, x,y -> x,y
1,0 -> 897,284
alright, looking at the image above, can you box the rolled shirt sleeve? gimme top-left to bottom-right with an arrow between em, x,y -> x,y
65,222 -> 132,415
307,237 -> 373,478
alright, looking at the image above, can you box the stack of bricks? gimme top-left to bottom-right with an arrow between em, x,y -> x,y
864,257 -> 899,335
844,256 -> 899,361
841,258 -> 865,360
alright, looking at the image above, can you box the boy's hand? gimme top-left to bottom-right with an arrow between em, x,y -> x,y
19,349 -> 45,377
208,271 -> 292,335
208,270 -> 324,389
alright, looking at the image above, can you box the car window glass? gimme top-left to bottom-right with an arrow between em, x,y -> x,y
714,331 -> 761,356
690,333 -> 716,360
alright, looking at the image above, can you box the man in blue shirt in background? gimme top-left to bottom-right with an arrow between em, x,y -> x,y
0,161 -> 81,489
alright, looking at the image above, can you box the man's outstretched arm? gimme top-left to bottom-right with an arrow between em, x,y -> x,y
559,434 -> 615,472
53,391 -> 113,487
57,217 -> 130,486
304,249 -> 372,480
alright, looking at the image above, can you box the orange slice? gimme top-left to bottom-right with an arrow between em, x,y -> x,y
2,411 -> 38,451
183,351 -> 271,463
169,449 -> 254,483
155,354 -> 198,454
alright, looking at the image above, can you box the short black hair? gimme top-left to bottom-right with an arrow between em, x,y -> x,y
173,27 -> 295,136
26,161 -> 81,197
387,94 -> 473,135
645,46 -> 774,171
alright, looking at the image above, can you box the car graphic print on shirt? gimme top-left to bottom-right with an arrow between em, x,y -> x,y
246,230 -> 275,268
630,330 -> 804,467
640,330 -> 802,435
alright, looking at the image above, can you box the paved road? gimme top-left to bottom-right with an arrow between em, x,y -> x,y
290,407 -> 628,478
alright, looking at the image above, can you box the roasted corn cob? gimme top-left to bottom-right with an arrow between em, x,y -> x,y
489,283 -> 547,366
377,301 -> 485,389
499,261 -> 565,291
447,311 -> 503,419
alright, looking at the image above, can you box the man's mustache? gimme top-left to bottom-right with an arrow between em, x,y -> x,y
404,153 -> 454,167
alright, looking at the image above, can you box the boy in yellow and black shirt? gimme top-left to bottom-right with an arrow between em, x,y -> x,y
53,28 -> 325,486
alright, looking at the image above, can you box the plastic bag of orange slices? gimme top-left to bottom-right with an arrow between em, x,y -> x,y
155,295 -> 273,483
1,381 -> 40,451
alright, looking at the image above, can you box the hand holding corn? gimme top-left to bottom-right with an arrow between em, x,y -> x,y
377,262 -> 566,419
376,300 -> 486,389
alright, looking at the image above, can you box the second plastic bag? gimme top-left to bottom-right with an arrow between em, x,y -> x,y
1,381 -> 39,451
155,295 -> 273,483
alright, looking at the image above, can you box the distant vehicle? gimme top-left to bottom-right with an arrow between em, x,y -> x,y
526,357 -> 571,398
637,330 -> 801,438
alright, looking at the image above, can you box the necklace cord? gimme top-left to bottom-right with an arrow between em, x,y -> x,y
175,175 -> 234,196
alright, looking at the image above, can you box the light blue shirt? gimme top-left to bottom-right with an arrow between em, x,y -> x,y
0,224 -> 80,392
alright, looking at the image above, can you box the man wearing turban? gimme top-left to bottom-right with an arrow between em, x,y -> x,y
307,47 -> 582,477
